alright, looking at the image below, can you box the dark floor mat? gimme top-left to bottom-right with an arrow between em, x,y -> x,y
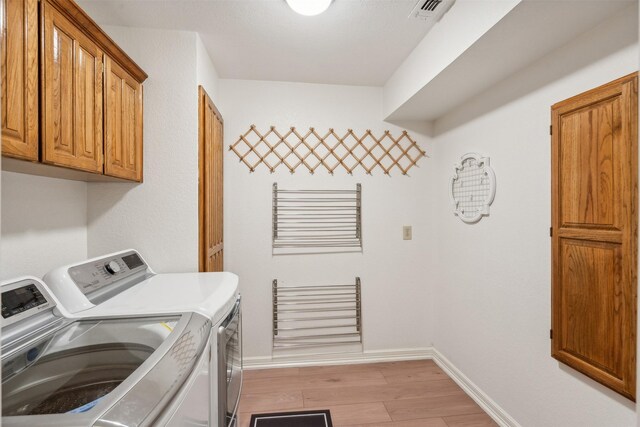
249,410 -> 333,427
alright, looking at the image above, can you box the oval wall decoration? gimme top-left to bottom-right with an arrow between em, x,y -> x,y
450,153 -> 496,223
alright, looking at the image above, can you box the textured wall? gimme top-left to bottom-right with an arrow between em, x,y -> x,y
383,0 -> 520,118
87,27 -> 203,272
219,79 -> 437,360
1,172 -> 87,278
431,7 -> 638,427
197,33 -> 220,101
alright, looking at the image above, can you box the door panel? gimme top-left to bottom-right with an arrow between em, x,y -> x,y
560,240 -> 622,376
551,73 -> 637,401
104,56 -> 143,181
42,0 -> 103,173
1,0 -> 38,160
559,97 -> 618,228
51,24 -> 74,156
199,86 -> 224,272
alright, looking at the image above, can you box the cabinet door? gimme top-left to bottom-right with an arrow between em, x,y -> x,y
551,73 -> 638,401
1,0 -> 38,160
104,56 -> 143,181
41,0 -> 103,173
199,86 -> 224,272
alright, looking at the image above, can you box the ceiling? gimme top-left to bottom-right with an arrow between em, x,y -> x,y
77,0 -> 436,86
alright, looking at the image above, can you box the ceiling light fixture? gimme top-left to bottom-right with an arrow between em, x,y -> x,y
286,0 -> 332,16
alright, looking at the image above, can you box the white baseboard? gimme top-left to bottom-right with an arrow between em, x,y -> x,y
432,349 -> 521,427
243,347 -> 434,369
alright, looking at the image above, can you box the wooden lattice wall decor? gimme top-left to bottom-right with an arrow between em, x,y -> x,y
229,125 -> 426,175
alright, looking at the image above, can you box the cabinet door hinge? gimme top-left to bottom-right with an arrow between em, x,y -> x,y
549,227 -> 553,237
550,329 -> 553,339
550,125 -> 553,135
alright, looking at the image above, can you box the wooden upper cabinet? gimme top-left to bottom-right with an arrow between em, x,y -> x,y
1,0 -> 147,180
104,56 -> 143,181
1,0 -> 39,161
41,0 -> 103,173
551,73 -> 638,401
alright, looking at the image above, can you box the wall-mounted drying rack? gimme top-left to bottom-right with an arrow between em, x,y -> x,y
272,278 -> 362,349
272,183 -> 362,255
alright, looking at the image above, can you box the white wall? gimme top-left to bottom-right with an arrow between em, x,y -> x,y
219,79 -> 436,360
1,172 -> 87,278
431,7 -> 638,427
383,0 -> 520,118
197,34 -> 220,101
0,26 -> 222,279
87,26 -> 203,272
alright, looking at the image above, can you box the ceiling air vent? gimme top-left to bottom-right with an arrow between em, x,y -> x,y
409,0 -> 455,21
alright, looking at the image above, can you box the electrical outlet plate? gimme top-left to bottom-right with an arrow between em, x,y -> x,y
403,226 -> 412,240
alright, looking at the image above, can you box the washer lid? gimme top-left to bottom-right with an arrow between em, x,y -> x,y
86,272 -> 239,324
2,312 -> 211,427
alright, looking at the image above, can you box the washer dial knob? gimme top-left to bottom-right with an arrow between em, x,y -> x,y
105,260 -> 121,275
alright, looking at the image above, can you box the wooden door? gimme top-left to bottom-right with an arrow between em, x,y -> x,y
198,86 -> 224,272
551,72 -> 638,401
104,56 -> 143,181
41,0 -> 103,173
1,0 -> 38,160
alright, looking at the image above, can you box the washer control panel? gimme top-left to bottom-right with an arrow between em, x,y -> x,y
68,251 -> 148,296
2,283 -> 47,319
104,260 -> 121,275
1,278 -> 54,328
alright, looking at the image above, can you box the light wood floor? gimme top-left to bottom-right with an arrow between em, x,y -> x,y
237,359 -> 498,427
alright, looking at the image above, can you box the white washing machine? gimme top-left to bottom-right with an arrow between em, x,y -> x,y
1,276 -> 211,427
44,249 -> 242,427
43,249 -> 242,427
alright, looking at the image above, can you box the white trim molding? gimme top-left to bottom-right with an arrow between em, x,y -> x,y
432,349 -> 521,427
243,347 -> 435,370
